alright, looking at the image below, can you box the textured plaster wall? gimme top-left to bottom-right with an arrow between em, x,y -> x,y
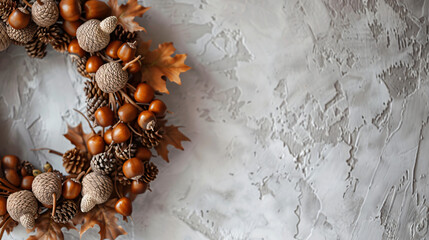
1,0 -> 429,239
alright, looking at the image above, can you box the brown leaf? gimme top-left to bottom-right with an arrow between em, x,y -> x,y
155,125 -> 190,162
72,199 -> 127,240
63,123 -> 94,153
108,0 -> 150,32
27,213 -> 76,240
139,41 -> 191,94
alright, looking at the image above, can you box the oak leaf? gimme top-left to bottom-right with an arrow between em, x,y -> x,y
27,213 -> 76,240
63,123 -> 94,153
138,41 -> 191,94
72,199 -> 127,240
108,0 -> 150,32
155,124 -> 190,162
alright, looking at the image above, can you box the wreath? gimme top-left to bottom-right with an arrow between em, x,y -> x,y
0,0 -> 190,239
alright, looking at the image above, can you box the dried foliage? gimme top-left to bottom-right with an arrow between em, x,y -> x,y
108,0 -> 150,32
27,213 -> 76,240
155,124 -> 190,162
72,199 -> 127,240
63,123 -> 94,153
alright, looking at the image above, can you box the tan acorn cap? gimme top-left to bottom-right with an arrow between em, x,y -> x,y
32,172 -> 61,205
6,190 -> 38,229
81,172 -> 113,212
0,22 -> 10,52
95,62 -> 128,93
32,0 -> 59,27
6,21 -> 37,43
76,16 -> 117,53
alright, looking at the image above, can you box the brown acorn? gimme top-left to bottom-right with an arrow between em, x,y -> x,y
112,123 -> 131,143
2,155 -> 19,169
122,158 -> 144,180
62,20 -> 82,37
62,178 -> 82,200
118,103 -> 138,123
8,7 -> 30,30
138,110 -> 156,130
117,41 -> 136,62
5,169 -> 21,187
134,83 -> 154,103
105,40 -> 122,59
20,175 -> 34,190
115,197 -> 132,216
87,135 -> 105,155
149,99 -> 167,117
131,180 -> 147,194
59,0 -> 81,21
84,0 -> 111,20
86,55 -> 104,73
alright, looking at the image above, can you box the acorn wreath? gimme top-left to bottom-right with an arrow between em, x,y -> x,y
0,0 -> 191,239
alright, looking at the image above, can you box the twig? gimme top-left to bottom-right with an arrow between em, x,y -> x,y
51,193 -> 56,217
76,171 -> 85,181
22,0 -> 32,7
31,148 -> 63,157
0,179 -> 19,192
119,89 -> 143,111
74,108 -> 96,134
127,123 -> 143,137
122,55 -> 141,71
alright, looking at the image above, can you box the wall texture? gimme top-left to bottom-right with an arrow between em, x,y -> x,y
1,0 -> 428,239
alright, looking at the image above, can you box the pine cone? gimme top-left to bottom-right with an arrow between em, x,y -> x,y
25,36 -> 47,58
115,165 -> 131,186
84,80 -> 108,121
0,0 -> 16,23
141,161 -> 158,184
112,25 -> 136,43
141,128 -> 163,148
114,143 -> 137,161
90,151 -> 116,175
52,200 -> 77,223
72,55 -> 90,78
36,24 -> 70,52
63,148 -> 90,174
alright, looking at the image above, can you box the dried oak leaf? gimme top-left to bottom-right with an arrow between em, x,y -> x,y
108,0 -> 150,32
27,213 -> 76,240
72,199 -> 127,240
63,123 -> 94,153
1,218 -> 18,237
155,124 -> 190,162
138,41 -> 191,94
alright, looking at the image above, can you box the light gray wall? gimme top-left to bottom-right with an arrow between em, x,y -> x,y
0,0 -> 427,239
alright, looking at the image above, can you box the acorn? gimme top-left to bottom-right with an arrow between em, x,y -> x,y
84,0 -> 111,20
81,172 -> 113,212
0,197 -> 6,216
0,22 -> 10,52
2,155 -> 19,170
62,177 -> 82,200
32,172 -> 61,206
62,20 -> 82,37
7,190 -> 38,229
95,62 -> 128,93
122,158 -> 144,180
131,180 -> 147,194
5,169 -> 21,187
32,0 -> 59,27
76,16 -> 117,52
8,7 -> 30,30
138,110 -> 157,130
20,176 -> 34,190
59,0 -> 81,21
115,197 -> 132,216
6,22 -> 37,43
117,41 -> 136,62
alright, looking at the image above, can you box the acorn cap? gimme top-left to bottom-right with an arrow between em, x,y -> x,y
6,22 -> 37,43
31,0 -> 59,27
6,190 -> 38,229
76,16 -> 117,52
32,172 -> 62,205
81,172 -> 113,212
95,62 -> 128,93
0,22 -> 11,52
